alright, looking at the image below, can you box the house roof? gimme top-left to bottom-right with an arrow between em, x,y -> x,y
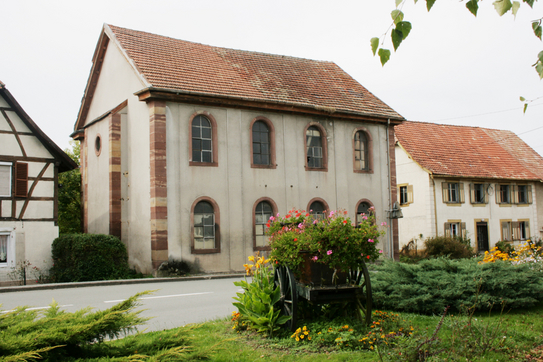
395,121 -> 543,182
0,82 -> 78,173
74,24 -> 404,131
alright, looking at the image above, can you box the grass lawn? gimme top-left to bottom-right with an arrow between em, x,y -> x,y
116,300 -> 543,361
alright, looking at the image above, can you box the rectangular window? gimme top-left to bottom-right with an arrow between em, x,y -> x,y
0,234 -> 8,264
519,221 -> 530,240
398,184 -> 413,205
501,220 -> 513,241
442,182 -> 464,203
514,185 -> 532,204
470,183 -> 487,204
496,184 -> 511,204
0,162 -> 11,197
444,221 -> 466,238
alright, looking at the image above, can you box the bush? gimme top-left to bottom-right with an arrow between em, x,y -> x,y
424,235 -> 474,259
157,258 -> 196,277
50,234 -> 130,282
372,258 -> 543,314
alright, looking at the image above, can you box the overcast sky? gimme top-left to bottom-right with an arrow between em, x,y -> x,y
2,0 -> 542,157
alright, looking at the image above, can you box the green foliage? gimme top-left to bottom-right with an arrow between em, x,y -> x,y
50,234 -> 130,282
156,258 -> 196,277
58,140 -> 81,234
372,0 -> 543,78
233,256 -> 290,336
424,235 -> 474,259
268,209 -> 384,272
372,258 -> 543,314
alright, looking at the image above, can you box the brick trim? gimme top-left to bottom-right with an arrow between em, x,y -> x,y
149,101 -> 168,269
109,112 -> 121,238
388,124 -> 399,260
306,197 -> 330,215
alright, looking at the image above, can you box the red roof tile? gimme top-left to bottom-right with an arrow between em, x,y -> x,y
107,24 -> 402,120
395,121 -> 543,181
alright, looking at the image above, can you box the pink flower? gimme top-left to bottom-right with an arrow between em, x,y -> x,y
381,222 -> 387,226
363,215 -> 368,220
298,223 -> 303,229
368,239 -> 374,243
327,250 -> 333,255
313,220 -> 318,224
379,250 -> 383,254
312,256 -> 318,261
361,253 -> 364,257
269,216 -> 275,221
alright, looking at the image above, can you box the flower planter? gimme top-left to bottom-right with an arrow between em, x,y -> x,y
297,252 -> 347,286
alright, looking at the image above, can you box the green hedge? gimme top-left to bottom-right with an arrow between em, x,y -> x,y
371,258 -> 543,314
50,234 -> 130,282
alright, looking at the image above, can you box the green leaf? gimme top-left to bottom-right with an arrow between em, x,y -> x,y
466,0 -> 479,16
392,29 -> 404,51
520,96 -> 526,101
396,21 -> 412,38
371,37 -> 379,56
426,0 -> 436,11
536,61 -> 543,79
378,48 -> 391,66
396,0 -> 403,7
533,22 -> 542,40
523,103 -> 528,113
512,1 -> 521,17
523,0 -> 535,8
391,9 -> 404,24
538,50 -> 543,62
493,0 -> 513,16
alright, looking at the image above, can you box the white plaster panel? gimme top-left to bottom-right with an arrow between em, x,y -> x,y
29,180 -> 54,198
19,135 -> 53,158
0,134 -> 23,156
0,112 -> 12,131
1,200 -> 11,218
5,111 -> 31,133
0,94 -> 9,107
22,201 -> 54,219
28,162 -> 51,178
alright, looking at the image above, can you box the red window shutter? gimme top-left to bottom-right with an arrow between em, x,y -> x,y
15,162 -> 28,197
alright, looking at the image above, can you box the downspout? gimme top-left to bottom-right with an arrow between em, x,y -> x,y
430,173 -> 438,237
386,119 -> 393,259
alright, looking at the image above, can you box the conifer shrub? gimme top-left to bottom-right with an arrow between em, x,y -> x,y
50,234 -> 130,282
424,235 -> 474,259
372,258 -> 543,314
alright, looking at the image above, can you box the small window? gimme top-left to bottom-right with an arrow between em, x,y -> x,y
0,162 -> 12,197
398,184 -> 413,205
498,184 -> 511,204
95,134 -> 102,156
252,121 -> 270,166
518,221 -> 530,240
470,183 -> 487,204
309,201 -> 326,220
192,115 -> 213,163
306,126 -> 323,168
444,221 -> 466,238
442,182 -> 464,204
193,201 -> 215,250
356,201 -> 373,225
514,185 -> 532,204
0,234 -> 8,264
354,131 -> 368,171
254,201 -> 273,248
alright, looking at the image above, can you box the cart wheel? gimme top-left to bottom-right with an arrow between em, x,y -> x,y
349,262 -> 372,325
274,265 -> 298,332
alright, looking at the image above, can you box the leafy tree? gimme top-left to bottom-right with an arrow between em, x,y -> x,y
372,0 -> 543,80
58,140 -> 81,234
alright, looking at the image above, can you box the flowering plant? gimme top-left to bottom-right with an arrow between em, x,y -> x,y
267,208 -> 385,272
480,239 -> 543,272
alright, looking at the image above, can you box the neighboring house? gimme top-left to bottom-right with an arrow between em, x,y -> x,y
0,81 -> 77,285
395,121 -> 543,252
71,24 -> 405,274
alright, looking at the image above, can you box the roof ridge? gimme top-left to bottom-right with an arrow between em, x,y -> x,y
401,120 -> 512,133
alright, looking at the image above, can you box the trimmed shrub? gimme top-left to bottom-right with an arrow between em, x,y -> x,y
424,235 -> 474,259
50,234 -> 130,282
372,258 -> 543,314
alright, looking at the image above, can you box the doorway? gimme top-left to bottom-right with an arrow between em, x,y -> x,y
476,222 -> 489,253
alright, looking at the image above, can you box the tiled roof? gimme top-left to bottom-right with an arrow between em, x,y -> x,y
107,25 -> 403,120
395,121 -> 543,181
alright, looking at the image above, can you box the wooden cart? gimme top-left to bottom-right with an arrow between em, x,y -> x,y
273,262 -> 372,331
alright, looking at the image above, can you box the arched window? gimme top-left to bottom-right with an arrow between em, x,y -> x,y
309,200 -> 326,220
193,200 -> 217,251
306,126 -> 323,168
254,200 -> 273,248
356,201 -> 373,225
192,115 -> 213,163
354,131 -> 368,171
252,121 -> 270,165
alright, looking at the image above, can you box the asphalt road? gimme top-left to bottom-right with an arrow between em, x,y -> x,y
0,276 -> 245,332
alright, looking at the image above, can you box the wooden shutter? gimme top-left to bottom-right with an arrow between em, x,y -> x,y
469,183 -> 475,204
459,183 -> 465,203
407,184 -> 414,204
442,182 -> 449,203
527,185 -> 533,204
512,185 -> 519,204
501,221 -> 509,241
495,184 -> 502,204
444,222 -> 451,237
461,222 -> 466,238
14,162 -> 28,198
512,221 -> 520,241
